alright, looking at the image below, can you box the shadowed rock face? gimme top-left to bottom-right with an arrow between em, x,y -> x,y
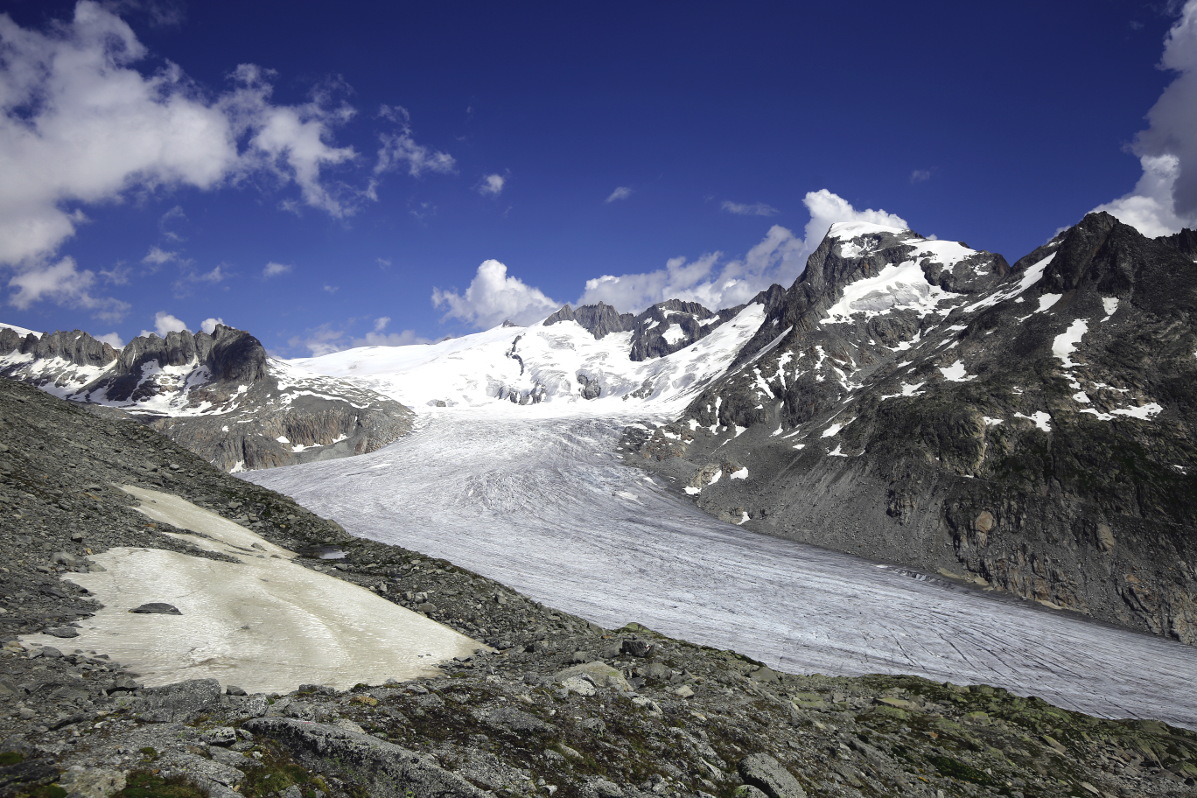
0,324 -> 413,472
626,213 -> 1197,645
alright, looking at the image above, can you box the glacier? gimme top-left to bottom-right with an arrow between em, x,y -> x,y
248,408 -> 1197,730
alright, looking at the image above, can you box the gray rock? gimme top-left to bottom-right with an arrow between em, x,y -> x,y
42,626 -> 78,638
135,678 -> 224,723
554,661 -> 632,692
203,726 -> 238,746
129,602 -> 182,615
621,639 -> 654,658
56,766 -> 126,798
738,753 -> 807,798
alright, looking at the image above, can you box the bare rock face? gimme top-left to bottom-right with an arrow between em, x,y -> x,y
626,213 -> 1197,645
0,324 -> 413,472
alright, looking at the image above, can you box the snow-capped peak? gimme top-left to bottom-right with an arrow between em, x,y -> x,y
826,220 -> 908,240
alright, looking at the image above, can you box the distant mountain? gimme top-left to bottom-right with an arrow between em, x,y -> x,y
0,324 -> 413,471
624,212 -> 1197,645
545,297 -> 767,362
295,290 -> 787,411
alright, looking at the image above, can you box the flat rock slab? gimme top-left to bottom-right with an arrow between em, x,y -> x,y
21,486 -> 484,693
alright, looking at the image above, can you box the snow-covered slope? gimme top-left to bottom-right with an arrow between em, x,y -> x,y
293,299 -> 771,416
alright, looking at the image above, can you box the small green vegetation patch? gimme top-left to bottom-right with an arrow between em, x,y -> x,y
0,751 -> 26,766
240,745 -> 327,798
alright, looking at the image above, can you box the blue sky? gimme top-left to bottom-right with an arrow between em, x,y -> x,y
2,0 -> 1196,355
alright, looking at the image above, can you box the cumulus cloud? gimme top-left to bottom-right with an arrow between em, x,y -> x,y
0,2 -> 451,315
478,173 -> 506,196
95,331 -> 125,348
432,259 -> 562,329
200,316 -> 224,334
721,200 -> 778,217
606,186 -> 633,203
578,190 -> 907,312
7,256 -> 130,320
143,310 -> 187,337
262,261 -> 292,278
1094,1 -> 1197,235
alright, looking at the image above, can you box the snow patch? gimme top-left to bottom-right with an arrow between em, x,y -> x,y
1053,320 -> 1088,368
1036,294 -> 1062,313
1014,411 -> 1052,432
939,360 -> 975,382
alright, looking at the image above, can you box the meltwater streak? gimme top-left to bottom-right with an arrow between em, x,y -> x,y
248,412 -> 1197,730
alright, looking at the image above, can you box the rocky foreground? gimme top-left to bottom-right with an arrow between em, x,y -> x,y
1,377 -> 1196,798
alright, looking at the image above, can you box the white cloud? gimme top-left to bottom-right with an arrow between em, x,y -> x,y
373,316 -> 390,333
0,3 -> 451,314
478,173 -> 506,196
425,190 -> 908,329
373,104 -> 456,179
801,189 -> 907,245
432,259 -> 562,329
721,200 -> 778,217
606,186 -> 633,203
95,331 -> 124,348
579,189 -> 907,312
7,255 -> 130,320
1093,1 -> 1197,235
145,310 -> 187,337
910,169 -> 933,184
143,246 -> 179,265
0,2 -> 237,268
224,64 -> 359,217
263,261 -> 292,278
322,284 -> 339,294
200,316 -> 224,334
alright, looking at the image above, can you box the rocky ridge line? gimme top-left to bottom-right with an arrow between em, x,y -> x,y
0,324 -> 414,472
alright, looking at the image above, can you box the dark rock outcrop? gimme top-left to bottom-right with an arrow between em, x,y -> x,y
544,302 -> 636,339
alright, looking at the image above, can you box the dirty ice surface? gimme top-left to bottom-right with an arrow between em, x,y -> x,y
248,412 -> 1197,730
22,487 -> 481,693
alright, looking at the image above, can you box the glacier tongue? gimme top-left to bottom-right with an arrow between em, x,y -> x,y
247,411 -> 1197,730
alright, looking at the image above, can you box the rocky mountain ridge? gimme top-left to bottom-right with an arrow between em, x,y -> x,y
2,370 -> 1196,797
0,325 -> 414,472
624,213 -> 1197,646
